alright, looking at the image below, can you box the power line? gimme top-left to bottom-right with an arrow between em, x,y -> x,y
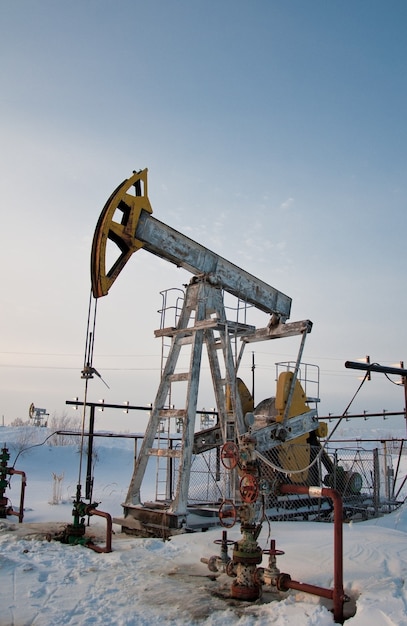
0,364 -> 161,371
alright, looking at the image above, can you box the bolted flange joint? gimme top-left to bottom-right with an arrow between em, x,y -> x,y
276,572 -> 292,592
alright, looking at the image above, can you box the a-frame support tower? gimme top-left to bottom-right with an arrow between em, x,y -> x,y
119,277 -> 250,535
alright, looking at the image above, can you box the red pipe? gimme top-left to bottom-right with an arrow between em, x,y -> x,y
87,508 -> 113,553
278,484 -> 346,623
8,469 -> 26,523
278,573 -> 333,600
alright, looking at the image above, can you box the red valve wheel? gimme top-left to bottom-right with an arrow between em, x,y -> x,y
263,539 -> 285,556
239,473 -> 259,503
218,499 -> 237,528
220,442 -> 239,470
263,548 -> 285,556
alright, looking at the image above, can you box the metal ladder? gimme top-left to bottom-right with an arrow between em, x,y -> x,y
154,288 -> 185,502
124,277 -> 251,522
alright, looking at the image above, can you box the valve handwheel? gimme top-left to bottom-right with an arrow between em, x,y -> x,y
220,441 -> 239,470
239,473 -> 259,503
218,499 -> 237,528
214,537 -> 235,547
263,547 -> 285,556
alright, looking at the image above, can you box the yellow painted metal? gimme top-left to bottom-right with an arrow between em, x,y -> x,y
91,169 -> 152,298
275,371 -> 309,422
92,169 -> 293,317
273,372 -> 321,481
226,378 -> 254,416
316,421 -> 328,438
278,434 -> 311,483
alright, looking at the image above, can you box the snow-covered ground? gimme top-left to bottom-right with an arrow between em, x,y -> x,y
1,426 -> 407,625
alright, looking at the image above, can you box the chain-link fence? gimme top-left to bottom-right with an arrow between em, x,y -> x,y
183,441 -> 405,522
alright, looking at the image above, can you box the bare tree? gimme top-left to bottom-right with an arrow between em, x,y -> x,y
7,424 -> 43,456
47,412 -> 81,446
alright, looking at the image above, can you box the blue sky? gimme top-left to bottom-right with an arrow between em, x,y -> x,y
1,1 -> 407,430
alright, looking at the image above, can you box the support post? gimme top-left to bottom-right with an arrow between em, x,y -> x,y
86,405 -> 95,501
278,484 -> 346,624
8,468 -> 27,523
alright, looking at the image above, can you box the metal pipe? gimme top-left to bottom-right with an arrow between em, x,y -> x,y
281,576 -> 333,600
282,329 -> 308,426
318,411 -> 406,421
345,361 -> 407,377
87,508 -> 113,553
321,437 -> 405,442
279,484 -> 345,623
373,448 -> 380,515
85,405 -> 95,500
66,399 -> 218,418
8,469 -> 26,523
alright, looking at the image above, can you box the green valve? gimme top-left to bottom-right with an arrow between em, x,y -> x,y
0,450 -> 10,463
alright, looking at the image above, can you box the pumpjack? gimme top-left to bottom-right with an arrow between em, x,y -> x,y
90,170 -> 350,621
90,169 -> 327,538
